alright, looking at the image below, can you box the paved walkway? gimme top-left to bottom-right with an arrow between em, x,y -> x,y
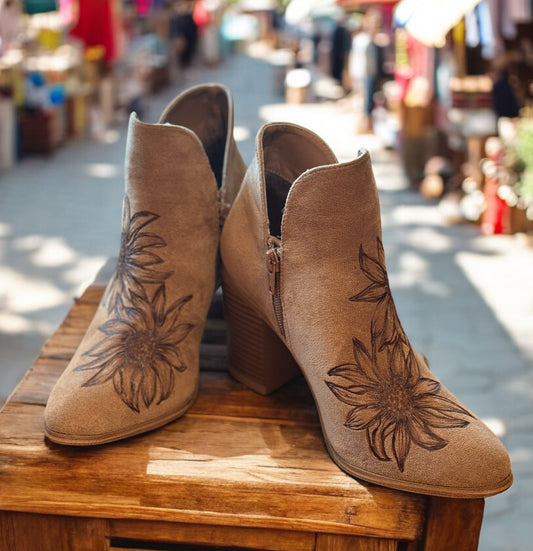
0,46 -> 531,550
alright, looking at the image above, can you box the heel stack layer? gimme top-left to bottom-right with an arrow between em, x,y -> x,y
223,283 -> 300,395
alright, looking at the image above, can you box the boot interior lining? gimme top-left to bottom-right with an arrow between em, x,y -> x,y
162,88 -> 228,188
263,127 -> 336,238
265,171 -> 292,238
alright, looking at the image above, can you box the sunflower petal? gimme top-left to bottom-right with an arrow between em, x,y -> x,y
113,365 -> 143,412
98,318 -> 133,336
368,420 -> 391,462
159,346 -> 187,372
384,340 -> 405,380
133,266 -> 174,285
350,282 -> 387,303
412,377 -> 441,396
154,360 -> 176,401
345,404 -> 381,430
141,369 -> 158,408
351,337 -> 377,380
129,250 -> 166,267
416,392 -> 473,417
410,417 -> 449,451
79,337 -> 125,358
80,358 -> 120,385
420,410 -> 472,429
392,421 -> 411,472
171,323 -> 194,344
129,211 -> 160,237
135,232 -> 167,250
164,295 -> 193,330
129,279 -> 149,304
327,363 -> 376,391
151,284 -> 166,320
326,381 -> 362,406
359,244 -> 387,283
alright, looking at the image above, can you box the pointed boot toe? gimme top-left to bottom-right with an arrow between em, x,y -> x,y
45,84 -> 245,446
220,122 -> 513,497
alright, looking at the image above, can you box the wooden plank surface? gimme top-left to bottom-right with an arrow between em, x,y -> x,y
0,285 -> 426,541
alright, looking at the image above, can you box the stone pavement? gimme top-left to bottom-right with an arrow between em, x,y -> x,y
0,46 -> 532,551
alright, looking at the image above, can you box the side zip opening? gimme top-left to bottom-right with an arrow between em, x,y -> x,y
266,239 -> 285,338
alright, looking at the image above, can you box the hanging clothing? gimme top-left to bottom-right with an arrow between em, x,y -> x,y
507,0 -> 532,22
465,9 -> 480,48
136,0 -> 151,16
465,1 -> 495,60
0,0 -> 21,53
70,0 -> 117,63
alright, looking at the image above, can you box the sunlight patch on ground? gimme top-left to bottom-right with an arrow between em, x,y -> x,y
388,250 -> 450,297
0,311 -> 56,335
390,205 -> 447,227
403,227 -> 454,253
32,238 -> 77,267
456,250 -> 533,361
12,235 -> 77,268
0,222 -> 11,237
12,234 -> 43,251
0,266 -> 67,313
85,162 -> 120,179
63,256 -> 108,288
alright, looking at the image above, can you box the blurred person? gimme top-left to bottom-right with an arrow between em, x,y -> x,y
491,54 -> 521,119
348,8 -> 382,132
169,0 -> 198,69
330,14 -> 351,86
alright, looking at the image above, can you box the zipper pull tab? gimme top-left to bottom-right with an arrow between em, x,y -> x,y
266,247 -> 280,295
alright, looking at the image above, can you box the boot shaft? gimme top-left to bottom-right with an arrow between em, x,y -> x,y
221,122 -> 383,335
158,83 -> 246,208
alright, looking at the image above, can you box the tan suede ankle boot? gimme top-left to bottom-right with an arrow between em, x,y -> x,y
220,122 -> 513,498
44,84 -> 246,445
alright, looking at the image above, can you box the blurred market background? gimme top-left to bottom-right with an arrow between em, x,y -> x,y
1,1 -> 533,550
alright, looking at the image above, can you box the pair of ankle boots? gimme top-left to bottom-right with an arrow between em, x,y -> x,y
44,83 -> 512,499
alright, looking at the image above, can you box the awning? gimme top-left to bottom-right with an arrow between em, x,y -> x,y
394,0 -> 483,47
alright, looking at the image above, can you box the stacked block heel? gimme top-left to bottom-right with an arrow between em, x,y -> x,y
223,283 -> 300,395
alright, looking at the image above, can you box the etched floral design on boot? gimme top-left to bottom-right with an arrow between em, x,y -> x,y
103,196 -> 173,316
45,83 -> 246,445
327,239 -> 474,473
78,281 -> 194,412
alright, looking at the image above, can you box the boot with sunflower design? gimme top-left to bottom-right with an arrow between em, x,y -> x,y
44,83 -> 246,445
220,122 -> 513,497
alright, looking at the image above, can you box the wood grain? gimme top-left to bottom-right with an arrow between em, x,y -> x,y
109,519 -> 316,551
421,497 -> 484,551
0,512 -> 108,551
316,534 -> 397,551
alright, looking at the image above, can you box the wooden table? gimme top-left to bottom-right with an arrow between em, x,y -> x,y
0,282 -> 485,551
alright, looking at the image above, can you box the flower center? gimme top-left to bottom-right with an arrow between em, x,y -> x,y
124,330 -> 157,367
378,380 -> 414,420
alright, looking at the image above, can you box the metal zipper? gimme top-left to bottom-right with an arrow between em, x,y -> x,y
266,242 -> 285,337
